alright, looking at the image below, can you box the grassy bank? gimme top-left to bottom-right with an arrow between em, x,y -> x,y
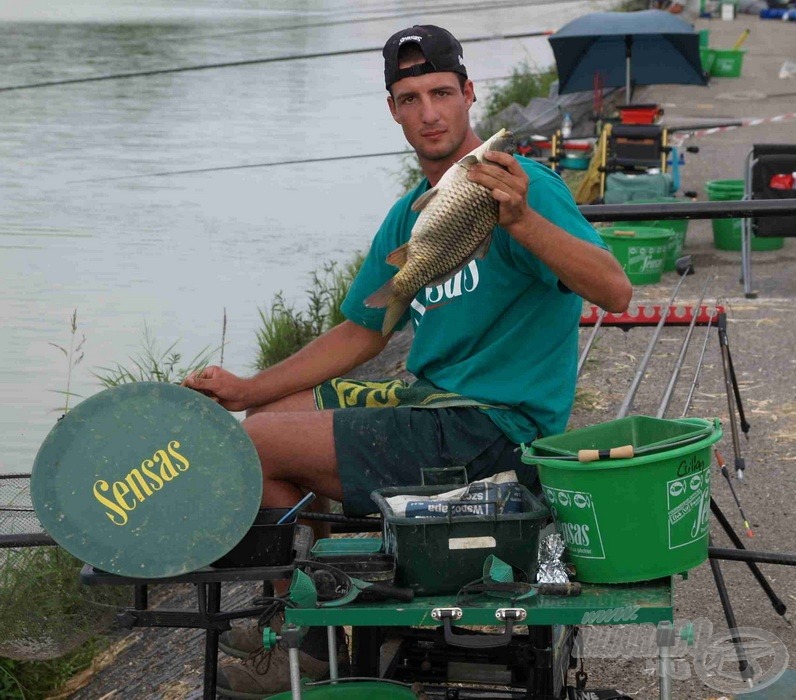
254,256 -> 363,370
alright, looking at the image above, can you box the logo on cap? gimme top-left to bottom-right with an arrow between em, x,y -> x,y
399,35 -> 423,45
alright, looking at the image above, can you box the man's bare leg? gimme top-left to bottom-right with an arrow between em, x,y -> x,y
245,388 -> 334,542
241,400 -> 342,595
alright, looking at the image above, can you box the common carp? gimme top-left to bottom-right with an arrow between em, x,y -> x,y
365,128 -> 516,335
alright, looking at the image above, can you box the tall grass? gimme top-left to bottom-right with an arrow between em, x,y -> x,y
254,255 -> 364,370
93,324 -> 217,387
48,309 -> 85,413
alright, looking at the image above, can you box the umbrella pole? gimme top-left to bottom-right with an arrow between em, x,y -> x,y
625,36 -> 632,104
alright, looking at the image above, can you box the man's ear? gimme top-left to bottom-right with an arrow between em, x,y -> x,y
387,94 -> 400,123
463,79 -> 476,108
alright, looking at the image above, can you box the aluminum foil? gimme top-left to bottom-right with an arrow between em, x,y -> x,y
536,533 -> 570,584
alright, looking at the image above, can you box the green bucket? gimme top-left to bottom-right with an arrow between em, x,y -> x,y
269,680 -> 419,699
700,47 -> 715,74
598,226 -> 672,284
613,196 -> 690,272
710,49 -> 746,78
521,416 -> 723,584
706,179 -> 784,251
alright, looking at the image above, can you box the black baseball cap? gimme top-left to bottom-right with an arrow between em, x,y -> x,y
383,25 -> 467,91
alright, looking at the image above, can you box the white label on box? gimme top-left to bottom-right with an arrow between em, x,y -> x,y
448,536 -> 497,550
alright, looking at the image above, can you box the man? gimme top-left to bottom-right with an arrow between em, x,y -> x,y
184,24 -> 631,698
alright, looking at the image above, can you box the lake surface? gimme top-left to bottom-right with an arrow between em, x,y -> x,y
0,0 -> 607,474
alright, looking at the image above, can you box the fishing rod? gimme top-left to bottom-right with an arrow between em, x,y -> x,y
0,29 -> 553,94
576,308 -> 607,377
655,275 -> 713,419
616,255 -> 694,419
717,312 -> 749,479
714,449 -> 753,538
709,494 -> 792,627
199,0 -> 558,41
680,303 -> 716,418
75,150 -> 414,183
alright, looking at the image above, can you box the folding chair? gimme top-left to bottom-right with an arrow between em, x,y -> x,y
741,144 -> 796,297
597,124 -> 681,203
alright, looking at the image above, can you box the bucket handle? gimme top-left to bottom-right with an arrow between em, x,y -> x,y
577,445 -> 635,462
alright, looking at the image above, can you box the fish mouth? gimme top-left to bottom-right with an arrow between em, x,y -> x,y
491,131 -> 516,155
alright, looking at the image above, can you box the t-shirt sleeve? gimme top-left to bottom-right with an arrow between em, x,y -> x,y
341,193 -> 418,333
507,160 -> 609,288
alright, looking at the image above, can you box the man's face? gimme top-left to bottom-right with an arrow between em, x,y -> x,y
387,67 -> 475,164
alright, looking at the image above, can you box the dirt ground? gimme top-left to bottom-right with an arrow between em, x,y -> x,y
59,13 -> 796,700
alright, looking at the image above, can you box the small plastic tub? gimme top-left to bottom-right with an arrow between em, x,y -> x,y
211,508 -> 296,568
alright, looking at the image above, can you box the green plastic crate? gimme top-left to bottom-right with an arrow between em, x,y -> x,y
371,483 -> 549,596
311,538 -> 384,556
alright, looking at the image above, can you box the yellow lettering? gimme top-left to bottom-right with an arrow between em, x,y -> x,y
125,468 -> 152,501
93,480 -> 129,526
92,439 -> 191,527
154,450 -> 178,482
141,458 -> 164,491
112,481 -> 135,511
167,440 -> 190,472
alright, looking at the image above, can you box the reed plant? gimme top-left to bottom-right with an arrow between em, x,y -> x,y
48,309 -> 85,413
254,255 -> 364,370
93,323 -> 217,387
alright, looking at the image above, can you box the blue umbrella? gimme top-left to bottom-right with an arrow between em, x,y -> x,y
549,10 -> 707,104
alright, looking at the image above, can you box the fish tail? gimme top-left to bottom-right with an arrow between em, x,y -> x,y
365,279 -> 410,335
382,296 -> 411,336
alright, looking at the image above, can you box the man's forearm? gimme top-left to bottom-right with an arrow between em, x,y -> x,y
507,210 -> 632,313
244,320 -> 391,406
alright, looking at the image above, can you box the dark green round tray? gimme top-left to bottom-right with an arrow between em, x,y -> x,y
31,382 -> 262,578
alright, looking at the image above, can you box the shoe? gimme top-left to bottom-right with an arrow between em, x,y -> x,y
219,612 -> 284,659
216,639 -> 350,699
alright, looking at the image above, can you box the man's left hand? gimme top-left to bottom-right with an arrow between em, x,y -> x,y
467,151 -> 530,230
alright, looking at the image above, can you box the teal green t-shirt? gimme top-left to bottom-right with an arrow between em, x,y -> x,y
342,156 -> 608,443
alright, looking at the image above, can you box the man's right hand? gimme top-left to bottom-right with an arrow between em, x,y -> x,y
182,366 -> 251,412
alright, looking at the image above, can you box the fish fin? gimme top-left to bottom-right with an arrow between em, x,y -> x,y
457,154 -> 479,170
385,243 -> 410,269
364,278 -> 394,308
382,297 -> 411,336
410,187 -> 438,212
474,233 -> 492,259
